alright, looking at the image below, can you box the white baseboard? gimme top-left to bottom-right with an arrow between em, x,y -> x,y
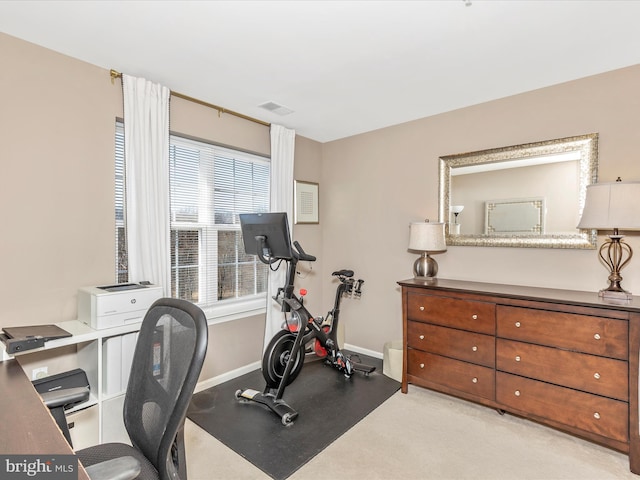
344,343 -> 383,360
194,360 -> 261,393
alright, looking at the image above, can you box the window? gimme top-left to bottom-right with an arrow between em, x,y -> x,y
115,122 -> 270,317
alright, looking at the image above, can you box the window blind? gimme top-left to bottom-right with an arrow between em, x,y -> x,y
115,122 -> 270,314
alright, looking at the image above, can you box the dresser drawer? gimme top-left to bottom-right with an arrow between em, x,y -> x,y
408,321 -> 495,367
496,372 -> 628,443
408,349 -> 495,400
496,339 -> 628,401
497,305 -> 628,360
408,293 -> 495,335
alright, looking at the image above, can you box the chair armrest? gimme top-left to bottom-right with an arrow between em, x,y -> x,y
84,456 -> 141,480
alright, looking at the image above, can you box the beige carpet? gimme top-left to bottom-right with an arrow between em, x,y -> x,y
185,385 -> 637,479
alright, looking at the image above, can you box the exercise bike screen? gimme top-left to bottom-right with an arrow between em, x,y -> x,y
239,212 -> 293,260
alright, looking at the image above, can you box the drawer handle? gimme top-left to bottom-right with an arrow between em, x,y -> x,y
419,335 -> 425,340
594,372 -> 601,380
514,390 -> 521,397
515,322 -> 521,328
594,412 -> 601,420
420,363 -> 425,369
472,314 -> 478,320
472,346 -> 478,352
472,377 -> 478,384
594,333 -> 601,340
419,306 -> 425,311
515,355 -> 521,362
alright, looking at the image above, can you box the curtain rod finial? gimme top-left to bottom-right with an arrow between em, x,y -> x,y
110,69 -> 122,85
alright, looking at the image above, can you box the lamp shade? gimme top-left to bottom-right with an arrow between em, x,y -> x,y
409,222 -> 446,252
577,181 -> 640,230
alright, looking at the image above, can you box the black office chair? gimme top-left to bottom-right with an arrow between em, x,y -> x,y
65,298 -> 208,480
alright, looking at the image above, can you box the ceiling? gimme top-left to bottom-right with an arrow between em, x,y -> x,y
2,1 -> 640,143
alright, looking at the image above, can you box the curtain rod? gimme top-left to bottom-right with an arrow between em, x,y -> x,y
110,69 -> 270,128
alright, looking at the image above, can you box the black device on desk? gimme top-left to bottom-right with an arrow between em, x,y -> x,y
33,368 -> 91,447
1,324 -> 71,354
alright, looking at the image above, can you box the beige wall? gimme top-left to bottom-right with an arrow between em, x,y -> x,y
1,33 -> 321,379
322,65 -> 640,354
290,136 -> 324,316
4,32 -> 640,366
2,33 -> 121,326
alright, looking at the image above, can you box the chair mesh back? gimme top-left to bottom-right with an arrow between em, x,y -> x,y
123,299 -> 207,478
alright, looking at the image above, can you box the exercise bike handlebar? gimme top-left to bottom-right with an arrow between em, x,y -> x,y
292,241 -> 316,262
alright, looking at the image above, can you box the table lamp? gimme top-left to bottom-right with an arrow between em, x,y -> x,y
408,220 -> 447,279
577,179 -> 640,300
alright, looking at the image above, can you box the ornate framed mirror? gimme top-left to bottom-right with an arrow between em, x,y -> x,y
439,133 -> 598,249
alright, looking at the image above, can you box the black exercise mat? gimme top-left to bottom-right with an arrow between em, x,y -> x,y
187,353 -> 400,480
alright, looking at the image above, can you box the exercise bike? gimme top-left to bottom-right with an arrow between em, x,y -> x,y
235,212 -> 376,425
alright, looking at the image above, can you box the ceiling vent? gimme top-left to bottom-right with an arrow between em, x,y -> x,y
258,101 -> 294,116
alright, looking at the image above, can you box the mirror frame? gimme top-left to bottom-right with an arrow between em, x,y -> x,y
439,133 -> 598,249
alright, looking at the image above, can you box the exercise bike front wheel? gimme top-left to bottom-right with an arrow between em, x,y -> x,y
262,330 -> 305,388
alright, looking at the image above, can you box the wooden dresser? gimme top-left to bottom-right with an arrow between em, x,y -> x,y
398,278 -> 640,474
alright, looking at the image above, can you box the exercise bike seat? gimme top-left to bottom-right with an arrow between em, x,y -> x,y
332,269 -> 354,277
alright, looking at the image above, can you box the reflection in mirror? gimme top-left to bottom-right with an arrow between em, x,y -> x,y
439,134 -> 598,249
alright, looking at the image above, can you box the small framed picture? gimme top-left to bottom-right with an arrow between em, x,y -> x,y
294,180 -> 319,224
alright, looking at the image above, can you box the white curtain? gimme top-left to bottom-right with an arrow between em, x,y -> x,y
265,124 -> 296,349
122,74 -> 171,296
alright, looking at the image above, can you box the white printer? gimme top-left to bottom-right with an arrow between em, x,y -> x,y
78,283 -> 163,330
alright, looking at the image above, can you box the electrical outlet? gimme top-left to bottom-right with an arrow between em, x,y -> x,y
32,366 -> 48,380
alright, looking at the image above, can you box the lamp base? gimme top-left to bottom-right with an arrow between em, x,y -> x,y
597,233 -> 633,303
599,289 -> 633,301
413,253 -> 438,279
